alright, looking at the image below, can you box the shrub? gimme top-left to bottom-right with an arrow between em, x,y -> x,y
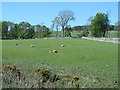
35,68 -> 60,84
77,33 -> 82,38
79,31 -> 89,37
2,65 -> 25,85
73,76 -> 79,81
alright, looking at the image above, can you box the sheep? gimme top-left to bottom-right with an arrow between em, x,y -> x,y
61,45 -> 65,47
31,45 -> 34,48
49,51 -> 52,53
106,65 -> 109,67
53,50 -> 58,53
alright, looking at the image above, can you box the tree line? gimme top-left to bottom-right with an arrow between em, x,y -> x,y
1,21 -> 51,39
72,25 -> 118,31
1,10 -> 118,39
51,10 -> 118,38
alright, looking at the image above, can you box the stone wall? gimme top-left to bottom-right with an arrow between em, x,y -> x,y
82,37 -> 120,43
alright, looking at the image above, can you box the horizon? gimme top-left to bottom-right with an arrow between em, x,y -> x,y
2,2 -> 118,29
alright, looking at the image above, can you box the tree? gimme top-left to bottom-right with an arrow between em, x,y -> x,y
8,24 -> 16,39
58,10 -> 75,37
35,24 -> 41,38
25,22 -> 31,29
64,26 -> 72,37
24,26 -> 35,39
14,24 -> 19,38
91,13 -> 109,37
17,22 -> 32,39
51,17 -> 60,37
37,25 -> 50,38
19,22 -> 26,30
2,21 -> 8,39
17,22 -> 25,39
7,21 -> 18,39
87,16 -> 94,34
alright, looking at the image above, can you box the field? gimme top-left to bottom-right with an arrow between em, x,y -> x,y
2,38 -> 118,88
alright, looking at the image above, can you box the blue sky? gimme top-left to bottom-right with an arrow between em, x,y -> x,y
2,2 -> 118,28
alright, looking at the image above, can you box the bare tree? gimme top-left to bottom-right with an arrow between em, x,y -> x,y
51,17 -> 60,37
58,10 -> 75,37
87,16 -> 94,34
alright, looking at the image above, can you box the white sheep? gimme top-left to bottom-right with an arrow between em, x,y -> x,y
106,65 -> 109,67
49,51 -> 52,53
31,45 -> 34,48
53,50 -> 58,53
61,45 -> 64,47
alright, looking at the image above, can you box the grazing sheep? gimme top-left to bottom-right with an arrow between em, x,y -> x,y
49,51 -> 52,53
31,45 -> 34,48
16,43 -> 18,45
61,45 -> 64,47
53,50 -> 58,53
106,65 -> 109,67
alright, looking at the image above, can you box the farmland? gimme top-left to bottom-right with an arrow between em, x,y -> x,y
2,38 -> 118,88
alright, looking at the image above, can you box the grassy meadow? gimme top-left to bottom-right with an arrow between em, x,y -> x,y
2,38 -> 118,88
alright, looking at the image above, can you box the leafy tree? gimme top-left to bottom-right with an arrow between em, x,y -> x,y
35,24 -> 41,38
58,10 -> 75,37
19,22 -> 26,30
7,21 -> 18,39
2,21 -> 8,39
17,22 -> 25,39
24,22 -> 31,29
65,26 -> 72,37
91,13 -> 109,37
14,24 -> 19,38
37,25 -> 50,38
22,22 -> 34,39
25,26 -> 35,39
17,22 -> 33,39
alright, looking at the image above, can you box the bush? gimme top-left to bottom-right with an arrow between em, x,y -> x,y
79,31 -> 89,37
59,34 -> 62,37
77,33 -> 82,38
2,65 -> 25,85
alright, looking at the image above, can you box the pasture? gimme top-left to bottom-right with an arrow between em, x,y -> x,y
2,38 -> 118,88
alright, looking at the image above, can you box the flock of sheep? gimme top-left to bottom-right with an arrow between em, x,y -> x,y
50,45 -> 65,53
16,43 -> 65,54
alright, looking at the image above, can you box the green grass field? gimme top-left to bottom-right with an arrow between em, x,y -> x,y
2,38 -> 118,88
